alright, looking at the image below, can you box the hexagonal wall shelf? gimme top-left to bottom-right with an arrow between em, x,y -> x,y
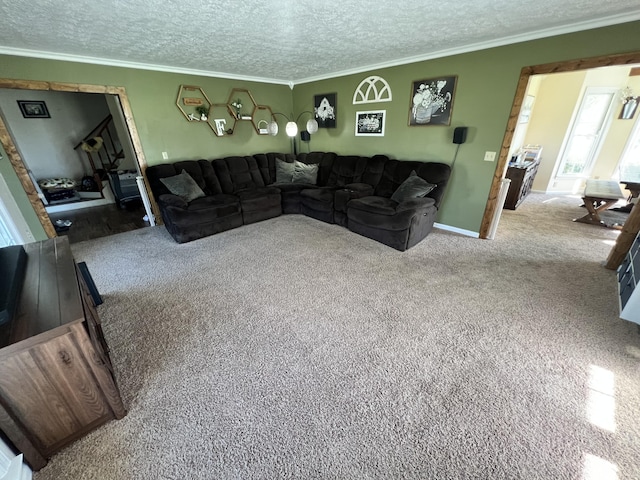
176,85 -> 212,122
252,105 -> 275,135
207,104 -> 237,137
227,88 -> 257,121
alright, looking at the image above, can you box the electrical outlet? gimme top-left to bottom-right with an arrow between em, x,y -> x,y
162,151 -> 168,160
484,151 -> 496,162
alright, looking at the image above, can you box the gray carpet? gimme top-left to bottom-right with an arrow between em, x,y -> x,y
34,193 -> 640,479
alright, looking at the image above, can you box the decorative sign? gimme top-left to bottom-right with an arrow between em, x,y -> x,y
352,76 -> 392,104
183,97 -> 204,106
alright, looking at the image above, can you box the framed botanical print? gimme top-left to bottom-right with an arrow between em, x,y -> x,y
408,76 -> 457,126
314,93 -> 337,128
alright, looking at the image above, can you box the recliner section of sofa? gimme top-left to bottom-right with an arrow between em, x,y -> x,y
346,160 -> 451,251
146,152 -> 451,250
146,160 -> 243,244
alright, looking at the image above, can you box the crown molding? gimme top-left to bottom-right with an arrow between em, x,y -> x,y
0,46 -> 291,86
1,11 -> 639,87
292,12 -> 640,85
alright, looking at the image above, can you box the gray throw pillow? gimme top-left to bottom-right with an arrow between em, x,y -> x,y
275,158 -> 295,183
160,169 -> 205,203
292,160 -> 319,184
390,170 -> 436,203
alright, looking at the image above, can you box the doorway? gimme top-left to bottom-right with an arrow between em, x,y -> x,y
479,51 -> 640,269
0,78 -> 159,241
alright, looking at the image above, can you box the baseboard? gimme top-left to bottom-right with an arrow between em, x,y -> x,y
434,223 -> 479,238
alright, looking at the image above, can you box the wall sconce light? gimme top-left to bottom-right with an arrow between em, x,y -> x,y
620,86 -> 639,120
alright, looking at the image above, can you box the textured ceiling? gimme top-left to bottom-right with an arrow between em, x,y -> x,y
1,0 -> 640,84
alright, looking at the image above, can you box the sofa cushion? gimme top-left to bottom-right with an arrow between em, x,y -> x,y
294,152 -> 337,186
349,196 -> 399,216
275,158 -> 295,183
300,188 -> 336,212
236,187 -> 281,211
390,171 -> 436,203
334,183 -> 375,213
292,161 -> 319,184
163,195 -> 241,226
213,156 -> 267,193
160,170 -> 205,203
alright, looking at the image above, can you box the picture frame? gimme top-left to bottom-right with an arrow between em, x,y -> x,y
314,93 -> 337,128
355,110 -> 385,136
17,100 -> 50,118
408,76 -> 457,126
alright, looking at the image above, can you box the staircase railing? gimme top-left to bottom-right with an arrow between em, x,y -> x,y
74,114 -> 124,181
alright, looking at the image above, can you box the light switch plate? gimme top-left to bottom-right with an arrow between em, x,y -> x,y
162,152 -> 168,160
484,151 -> 496,162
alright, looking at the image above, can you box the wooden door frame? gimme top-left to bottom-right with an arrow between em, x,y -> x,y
478,51 -> 640,269
0,78 -> 160,238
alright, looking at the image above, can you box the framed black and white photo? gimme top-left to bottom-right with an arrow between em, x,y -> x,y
408,76 -> 457,126
355,110 -> 385,136
314,93 -> 337,128
17,100 -> 50,118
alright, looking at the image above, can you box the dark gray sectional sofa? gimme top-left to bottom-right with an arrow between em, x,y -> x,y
145,152 -> 451,251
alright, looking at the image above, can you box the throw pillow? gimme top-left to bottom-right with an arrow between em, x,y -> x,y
390,170 -> 436,203
275,158 -> 295,183
292,160 -> 319,184
160,169 -> 205,203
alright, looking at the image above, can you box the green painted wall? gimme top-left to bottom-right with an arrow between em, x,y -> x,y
1,20 -> 640,236
292,20 -> 640,233
0,57 -> 293,238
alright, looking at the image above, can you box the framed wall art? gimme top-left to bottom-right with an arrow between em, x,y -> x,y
408,76 -> 457,126
355,110 -> 385,136
314,93 -> 337,128
17,100 -> 50,118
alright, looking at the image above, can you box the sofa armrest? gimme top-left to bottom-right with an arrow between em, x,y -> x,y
159,193 -> 188,209
395,196 -> 436,213
343,183 -> 375,196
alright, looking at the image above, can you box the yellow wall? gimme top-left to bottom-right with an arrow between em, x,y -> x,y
525,71 -> 586,191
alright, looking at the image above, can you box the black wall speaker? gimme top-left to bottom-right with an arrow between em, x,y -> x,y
300,130 -> 311,142
453,126 -> 468,145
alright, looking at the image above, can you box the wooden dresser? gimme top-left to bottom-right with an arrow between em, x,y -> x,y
0,237 -> 126,471
504,159 -> 540,210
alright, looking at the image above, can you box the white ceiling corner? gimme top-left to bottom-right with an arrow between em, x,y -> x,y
0,1 -> 639,86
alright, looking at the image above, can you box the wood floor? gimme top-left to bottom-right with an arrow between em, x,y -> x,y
48,201 -> 149,244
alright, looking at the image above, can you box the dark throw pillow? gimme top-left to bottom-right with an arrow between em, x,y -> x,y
160,169 -> 205,203
390,170 -> 436,203
292,160 -> 319,184
275,158 -> 295,183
